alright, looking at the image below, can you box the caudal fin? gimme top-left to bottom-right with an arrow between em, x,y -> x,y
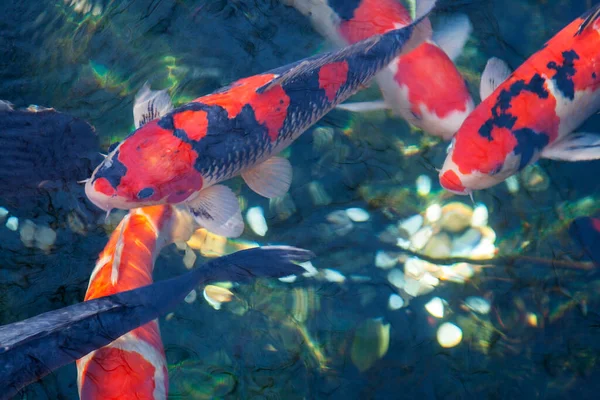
0,245 -> 313,398
398,0 -> 437,55
205,245 -> 314,283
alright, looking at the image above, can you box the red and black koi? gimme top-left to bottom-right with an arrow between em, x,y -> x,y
440,4 -> 600,195
85,0 -> 436,238
283,0 -> 474,139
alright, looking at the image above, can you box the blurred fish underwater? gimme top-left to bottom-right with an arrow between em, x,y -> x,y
2,0 -> 600,399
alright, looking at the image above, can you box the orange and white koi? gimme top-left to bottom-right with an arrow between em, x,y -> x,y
440,4 -> 600,195
85,0 -> 436,238
76,205 -> 194,400
283,0 -> 474,139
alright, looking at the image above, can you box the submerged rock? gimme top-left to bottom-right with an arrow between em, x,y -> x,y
437,322 -> 462,348
6,216 -> 18,231
425,297 -> 446,319
388,294 -> 405,310
351,318 -> 390,372
464,296 -> 491,315
440,203 -> 473,233
246,206 -> 268,236
416,175 -> 432,197
346,207 -> 370,222
375,250 -> 398,269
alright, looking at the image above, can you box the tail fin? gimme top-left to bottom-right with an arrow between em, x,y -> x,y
400,0 -> 436,55
203,245 -> 314,283
0,246 -> 313,398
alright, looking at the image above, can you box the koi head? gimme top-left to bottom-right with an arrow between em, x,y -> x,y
85,120 -> 204,211
439,113 -> 521,195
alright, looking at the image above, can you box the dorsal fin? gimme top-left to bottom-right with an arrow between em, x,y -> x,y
576,4 -> 600,36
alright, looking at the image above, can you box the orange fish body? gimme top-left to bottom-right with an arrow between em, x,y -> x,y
440,5 -> 600,195
76,205 -> 194,400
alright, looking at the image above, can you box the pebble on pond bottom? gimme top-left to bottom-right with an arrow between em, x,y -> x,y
346,207 -> 370,222
437,322 -> 463,348
246,206 -> 268,236
388,294 -> 404,310
6,216 -> 18,231
184,289 -> 197,304
425,297 -> 445,319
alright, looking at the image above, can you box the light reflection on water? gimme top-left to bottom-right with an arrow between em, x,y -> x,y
2,0 -> 600,398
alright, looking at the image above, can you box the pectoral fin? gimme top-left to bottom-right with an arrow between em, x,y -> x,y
242,156 -> 292,198
133,82 -> 173,128
432,13 -> 473,61
187,185 -> 244,237
541,132 -> 600,161
480,57 -> 512,100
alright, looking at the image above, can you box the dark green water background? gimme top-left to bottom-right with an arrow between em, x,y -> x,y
2,0 -> 600,399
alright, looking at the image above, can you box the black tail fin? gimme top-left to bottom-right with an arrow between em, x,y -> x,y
0,246 -> 313,398
203,245 -> 313,283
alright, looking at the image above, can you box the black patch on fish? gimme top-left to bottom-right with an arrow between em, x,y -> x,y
547,50 -> 579,100
162,101 -> 272,182
512,128 -> 550,170
328,0 -> 363,20
478,74 -> 548,145
94,150 -> 127,189
593,72 -> 597,79
137,187 -> 155,199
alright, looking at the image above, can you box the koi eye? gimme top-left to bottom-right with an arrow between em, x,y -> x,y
137,187 -> 155,199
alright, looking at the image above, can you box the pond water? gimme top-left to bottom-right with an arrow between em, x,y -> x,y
2,0 -> 600,399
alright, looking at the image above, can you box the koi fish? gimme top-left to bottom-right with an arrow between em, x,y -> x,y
85,0 -> 436,238
0,245 -> 312,399
76,205 -> 194,400
440,4 -> 600,195
283,0 -> 474,140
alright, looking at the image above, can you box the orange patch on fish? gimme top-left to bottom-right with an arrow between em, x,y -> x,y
94,177 -> 116,197
394,43 -> 472,118
195,74 -> 290,141
197,74 -> 277,118
116,120 -> 203,203
339,0 -> 411,43
173,110 -> 209,141
508,89 -> 560,142
452,120 -> 518,175
78,347 -> 158,399
318,61 -> 349,102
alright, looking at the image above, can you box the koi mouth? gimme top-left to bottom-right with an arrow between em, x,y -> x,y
85,179 -> 114,211
440,169 -> 469,195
